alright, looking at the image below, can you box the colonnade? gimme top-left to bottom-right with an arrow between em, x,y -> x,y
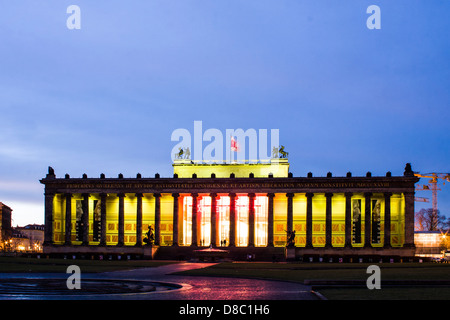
44,191 -> 416,249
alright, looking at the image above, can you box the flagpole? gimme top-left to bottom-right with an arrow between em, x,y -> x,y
229,135 -> 231,164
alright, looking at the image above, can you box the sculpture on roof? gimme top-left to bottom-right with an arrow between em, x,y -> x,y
279,145 -> 288,158
175,147 -> 191,160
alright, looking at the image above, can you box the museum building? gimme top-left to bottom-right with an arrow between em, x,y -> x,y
40,159 -> 419,261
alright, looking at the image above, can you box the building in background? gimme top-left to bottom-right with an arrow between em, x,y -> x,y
40,160 -> 419,261
414,231 -> 449,258
0,202 -> 12,249
13,224 -> 44,252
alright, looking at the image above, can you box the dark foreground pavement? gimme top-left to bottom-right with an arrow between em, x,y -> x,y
0,262 -> 319,300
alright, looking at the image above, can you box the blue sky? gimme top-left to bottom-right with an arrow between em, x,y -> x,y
0,1 -> 449,226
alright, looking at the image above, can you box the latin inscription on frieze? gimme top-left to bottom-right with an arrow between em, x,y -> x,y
62,181 -> 391,190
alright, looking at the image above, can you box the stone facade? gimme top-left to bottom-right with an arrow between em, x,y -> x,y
40,162 -> 419,261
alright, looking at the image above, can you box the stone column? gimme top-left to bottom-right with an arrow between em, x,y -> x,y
364,192 -> 372,248
325,193 -> 333,248
210,193 -> 217,247
44,192 -> 55,245
64,193 -> 72,245
135,193 -> 143,247
286,192 -> 294,233
344,192 -> 353,248
81,193 -> 90,245
172,193 -> 179,246
248,193 -> 256,247
229,193 -> 236,247
154,193 -> 161,246
267,193 -> 275,247
305,193 -> 314,248
117,193 -> 125,246
100,193 -> 107,246
404,192 -> 416,248
191,193 -> 198,247
384,192 -> 392,248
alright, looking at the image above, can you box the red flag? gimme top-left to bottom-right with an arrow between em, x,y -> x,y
231,136 -> 240,152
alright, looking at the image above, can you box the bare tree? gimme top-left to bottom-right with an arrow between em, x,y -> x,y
415,208 -> 448,231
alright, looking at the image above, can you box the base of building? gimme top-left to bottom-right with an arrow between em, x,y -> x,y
43,244 -> 159,259
43,244 -> 416,262
291,246 -> 416,262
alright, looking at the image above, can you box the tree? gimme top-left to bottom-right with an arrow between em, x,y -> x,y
439,233 -> 450,253
415,208 -> 448,231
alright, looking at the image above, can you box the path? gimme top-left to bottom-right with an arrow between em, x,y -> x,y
0,262 -> 319,300
94,262 -> 318,300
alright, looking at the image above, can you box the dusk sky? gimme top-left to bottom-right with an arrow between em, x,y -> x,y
0,1 -> 449,226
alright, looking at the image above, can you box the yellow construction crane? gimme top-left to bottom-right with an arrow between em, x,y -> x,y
414,173 -> 450,220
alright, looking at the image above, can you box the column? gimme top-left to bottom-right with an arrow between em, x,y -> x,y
135,193 -> 143,246
154,193 -> 161,246
117,193 -> 125,246
286,193 -> 294,246
172,193 -> 179,246
44,192 -> 54,245
248,193 -> 256,247
100,193 -> 107,246
229,193 -> 236,247
325,193 -> 333,248
81,193 -> 90,245
364,192 -> 372,248
404,192 -> 416,248
191,193 -> 198,247
305,193 -> 314,248
64,193 -> 72,245
210,193 -> 217,247
267,193 -> 275,247
384,192 -> 392,248
344,192 -> 353,248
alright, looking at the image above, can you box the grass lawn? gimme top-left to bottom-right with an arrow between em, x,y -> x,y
316,287 -> 450,300
0,256 -> 177,273
174,262 -> 450,300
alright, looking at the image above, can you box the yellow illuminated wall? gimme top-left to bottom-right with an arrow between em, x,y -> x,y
371,193 -> 385,248
52,191 -> 406,248
217,195 -> 230,246
391,194 -> 405,246
124,194 -> 137,245
331,194 -> 346,247
173,159 -> 289,178
105,194 -> 119,245
181,195 -> 192,246
52,194 -> 64,244
351,194 -> 365,247
160,194 -> 173,245
312,194 -> 326,247
273,193 -> 287,246
293,194 -> 306,246
236,195 -> 249,247
53,193 -> 157,246
143,194 -> 156,241
199,196 -> 212,246
255,195 -> 268,247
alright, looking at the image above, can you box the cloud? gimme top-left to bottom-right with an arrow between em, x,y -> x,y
0,180 -> 42,193
2,199 -> 43,227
